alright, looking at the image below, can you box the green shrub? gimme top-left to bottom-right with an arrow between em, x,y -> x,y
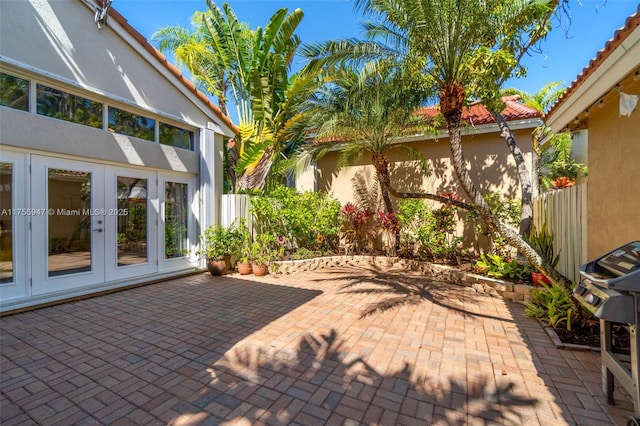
291,247 -> 319,260
528,224 -> 560,269
197,224 -> 239,260
250,233 -> 285,266
251,186 -> 341,252
397,199 -> 461,263
466,191 -> 522,256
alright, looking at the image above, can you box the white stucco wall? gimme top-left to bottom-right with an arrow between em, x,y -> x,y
0,0 -> 225,131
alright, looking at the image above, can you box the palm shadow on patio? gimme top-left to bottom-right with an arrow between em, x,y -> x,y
315,264 -> 513,322
307,264 -> 629,424
200,328 -> 539,425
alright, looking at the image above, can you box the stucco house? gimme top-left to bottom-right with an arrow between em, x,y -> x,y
0,0 -> 235,312
298,96 -> 543,247
544,7 -> 640,260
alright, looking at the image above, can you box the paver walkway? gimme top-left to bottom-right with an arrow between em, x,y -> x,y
0,265 -> 634,425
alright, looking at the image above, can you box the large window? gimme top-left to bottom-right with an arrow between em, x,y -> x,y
164,182 -> 188,259
1,72 -> 197,149
160,122 -> 194,150
108,107 -> 155,141
0,72 -> 29,111
37,84 -> 103,128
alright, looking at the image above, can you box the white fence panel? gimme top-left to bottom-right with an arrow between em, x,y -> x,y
221,194 -> 252,229
532,184 -> 587,283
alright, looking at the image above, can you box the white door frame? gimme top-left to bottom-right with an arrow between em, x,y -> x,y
0,150 -> 28,302
159,172 -> 197,271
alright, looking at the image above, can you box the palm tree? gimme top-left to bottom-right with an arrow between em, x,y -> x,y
503,81 -> 566,114
154,1 -> 315,192
304,0 -> 582,314
304,63 -> 435,214
501,81 -> 567,198
152,6 -> 253,117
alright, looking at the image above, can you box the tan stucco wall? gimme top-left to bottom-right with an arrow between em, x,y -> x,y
317,129 -> 534,206
0,0 -> 216,129
584,74 -> 640,259
316,128 -> 535,248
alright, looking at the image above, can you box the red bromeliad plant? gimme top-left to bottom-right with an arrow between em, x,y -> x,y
377,211 -> 400,232
341,203 -> 375,253
377,211 -> 400,256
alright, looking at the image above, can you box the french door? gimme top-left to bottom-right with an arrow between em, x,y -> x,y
32,156 -> 106,294
105,167 -> 158,281
30,156 -> 194,296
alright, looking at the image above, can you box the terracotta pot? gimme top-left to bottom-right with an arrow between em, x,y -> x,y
207,256 -> 230,276
237,261 -> 252,275
531,271 -> 551,286
252,263 -> 268,277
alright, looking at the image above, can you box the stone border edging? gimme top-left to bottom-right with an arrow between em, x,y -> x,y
274,255 -> 533,303
541,322 -> 600,352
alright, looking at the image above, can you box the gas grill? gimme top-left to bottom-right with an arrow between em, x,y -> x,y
574,241 -> 640,421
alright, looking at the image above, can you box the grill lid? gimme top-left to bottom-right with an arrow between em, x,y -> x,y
580,241 -> 640,292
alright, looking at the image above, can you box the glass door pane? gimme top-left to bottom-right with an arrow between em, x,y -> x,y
164,182 -> 188,259
47,169 -> 92,276
117,177 -> 148,266
0,163 -> 13,283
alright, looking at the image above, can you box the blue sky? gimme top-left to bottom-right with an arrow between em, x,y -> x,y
113,0 -> 638,104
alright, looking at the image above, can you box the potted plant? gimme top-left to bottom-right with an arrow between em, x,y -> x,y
198,224 -> 238,276
233,219 -> 253,275
250,233 -> 284,277
528,224 -> 560,286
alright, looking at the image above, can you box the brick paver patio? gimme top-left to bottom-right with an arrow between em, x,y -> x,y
0,265 -> 634,425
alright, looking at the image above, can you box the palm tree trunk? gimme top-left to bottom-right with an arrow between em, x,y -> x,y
489,109 -> 533,237
442,86 -> 582,316
372,152 -> 399,253
371,153 -> 394,214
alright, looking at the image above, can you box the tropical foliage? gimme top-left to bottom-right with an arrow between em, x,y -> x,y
396,199 -> 462,263
153,1 -> 318,192
197,224 -> 240,260
301,63 -> 436,214
475,253 -> 531,281
302,0 -> 583,315
525,281 -> 575,330
538,131 -> 588,191
503,81 -> 566,114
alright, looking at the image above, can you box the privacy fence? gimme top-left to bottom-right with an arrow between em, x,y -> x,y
221,194 -> 252,229
532,184 -> 587,283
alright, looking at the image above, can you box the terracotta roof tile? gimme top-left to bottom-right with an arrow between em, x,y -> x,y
312,95 -> 540,144
545,6 -> 640,119
416,95 -> 542,125
104,4 -> 238,134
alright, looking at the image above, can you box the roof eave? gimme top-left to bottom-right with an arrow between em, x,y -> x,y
79,0 -> 237,137
545,8 -> 640,131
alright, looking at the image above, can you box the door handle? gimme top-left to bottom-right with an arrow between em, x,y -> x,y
93,228 -> 104,233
